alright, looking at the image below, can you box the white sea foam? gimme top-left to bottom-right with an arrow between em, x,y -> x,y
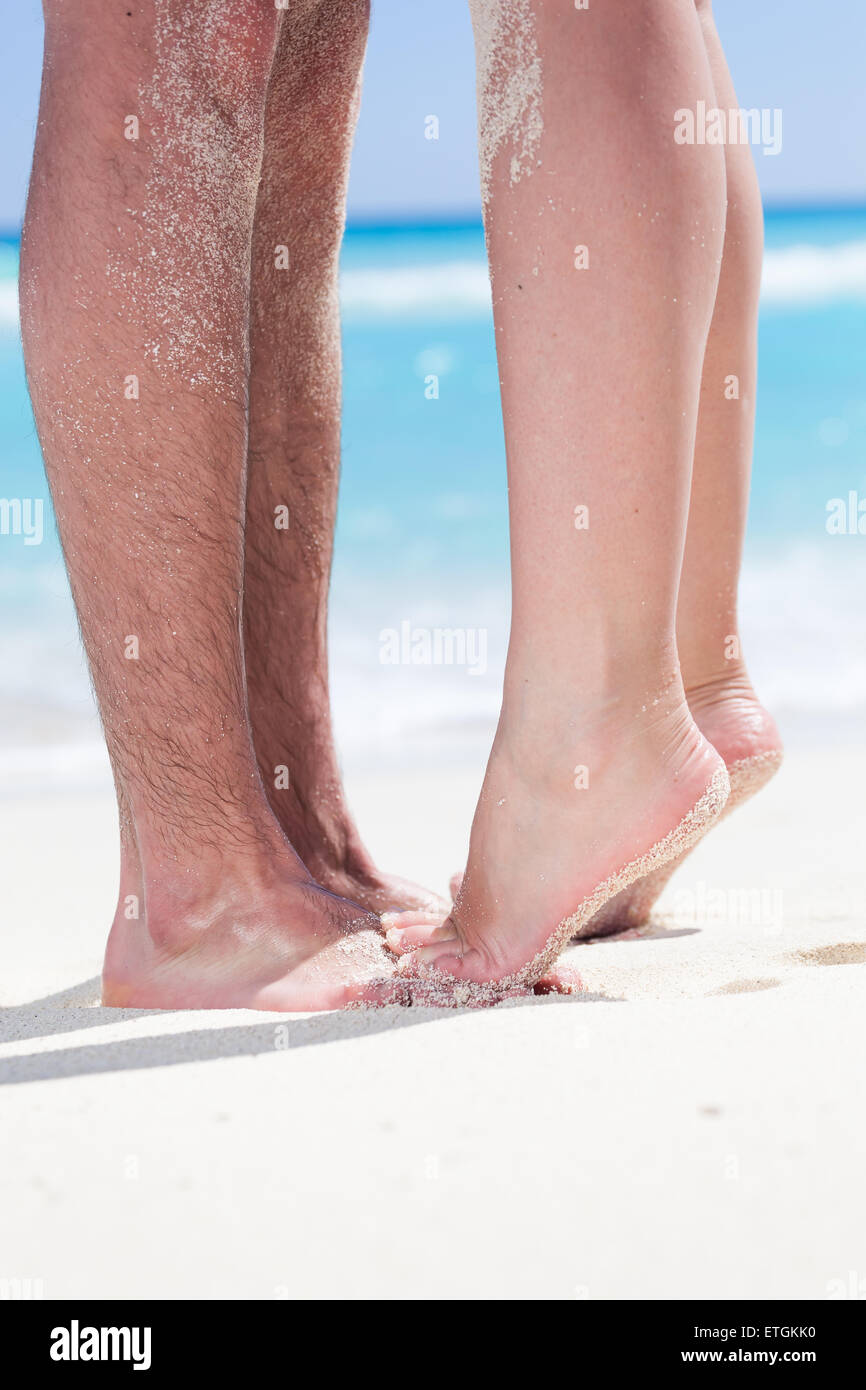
340,240 -> 866,316
2,240 -> 866,330
339,260 -> 492,319
760,238 -> 866,305
0,278 -> 18,327
1,542 -> 865,791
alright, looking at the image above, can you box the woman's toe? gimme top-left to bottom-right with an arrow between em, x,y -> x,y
384,917 -> 457,954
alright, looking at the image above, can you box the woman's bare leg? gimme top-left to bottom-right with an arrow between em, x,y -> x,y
21,0 -> 402,1012
387,0 -> 729,991
678,0 -> 783,767
586,0 -> 784,936
243,0 -> 445,917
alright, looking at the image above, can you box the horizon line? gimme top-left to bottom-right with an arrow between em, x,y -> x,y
2,199 -> 865,244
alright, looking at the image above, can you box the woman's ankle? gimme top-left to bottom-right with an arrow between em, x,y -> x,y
500,647 -> 687,744
684,663 -> 783,765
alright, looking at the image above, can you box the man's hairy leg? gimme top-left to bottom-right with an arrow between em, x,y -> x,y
20,0 -> 403,1012
244,0 -> 445,916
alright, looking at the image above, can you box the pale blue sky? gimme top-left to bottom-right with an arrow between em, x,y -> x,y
2,0 -> 864,229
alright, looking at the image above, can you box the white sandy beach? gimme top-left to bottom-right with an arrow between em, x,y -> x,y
1,741 -> 864,1300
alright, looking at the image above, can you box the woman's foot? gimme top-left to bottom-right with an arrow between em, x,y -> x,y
686,667 -> 784,774
385,677 -> 729,999
442,669 -> 782,942
103,849 -> 409,1014
582,667 -> 783,937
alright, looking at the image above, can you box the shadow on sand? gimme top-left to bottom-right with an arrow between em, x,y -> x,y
0,973 -> 619,1087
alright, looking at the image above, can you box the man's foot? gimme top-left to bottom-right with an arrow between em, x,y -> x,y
303,855 -> 449,920
582,668 -> 783,936
384,683 -> 729,998
253,735 -> 448,917
103,856 -> 409,1013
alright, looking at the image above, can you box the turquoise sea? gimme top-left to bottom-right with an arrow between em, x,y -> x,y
1,208 -> 865,788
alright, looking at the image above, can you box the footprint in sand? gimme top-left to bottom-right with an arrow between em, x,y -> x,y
787,942 -> 866,968
708,977 -> 781,996
709,943 -> 866,998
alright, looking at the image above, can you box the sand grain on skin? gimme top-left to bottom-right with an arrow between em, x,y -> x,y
469,0 -> 544,205
402,766 -> 731,1007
